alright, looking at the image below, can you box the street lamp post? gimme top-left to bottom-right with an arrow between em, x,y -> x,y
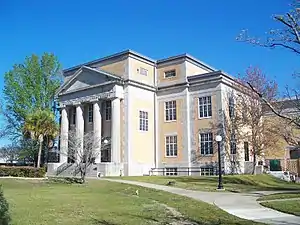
215,135 -> 224,190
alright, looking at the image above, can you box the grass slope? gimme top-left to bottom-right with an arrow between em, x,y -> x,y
261,200 -> 300,216
116,174 -> 300,192
258,192 -> 300,201
0,178 -> 263,225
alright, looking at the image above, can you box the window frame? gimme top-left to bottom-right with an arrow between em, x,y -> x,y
165,168 -> 178,176
229,96 -> 235,118
230,133 -> 237,155
200,167 -> 215,176
139,67 -> 148,76
164,70 -> 176,78
199,132 -> 213,155
105,101 -> 111,121
165,100 -> 177,121
88,104 -> 93,123
139,110 -> 149,131
198,96 -> 212,119
165,135 -> 178,157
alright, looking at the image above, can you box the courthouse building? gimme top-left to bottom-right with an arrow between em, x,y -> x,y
49,50 -> 254,177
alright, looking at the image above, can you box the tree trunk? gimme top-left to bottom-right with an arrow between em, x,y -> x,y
252,152 -> 257,175
37,140 -> 43,168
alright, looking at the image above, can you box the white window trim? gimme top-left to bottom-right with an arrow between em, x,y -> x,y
164,70 -> 176,79
165,167 -> 178,176
164,100 -> 177,122
198,96 -> 212,119
199,133 -> 213,156
139,67 -> 148,76
139,110 -> 149,132
165,134 -> 178,158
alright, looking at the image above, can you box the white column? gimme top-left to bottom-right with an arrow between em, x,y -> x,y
111,98 -> 121,163
76,104 -> 84,161
59,107 -> 68,164
93,101 -> 102,163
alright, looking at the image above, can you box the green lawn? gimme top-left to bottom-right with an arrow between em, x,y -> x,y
260,200 -> 300,216
0,178 -> 263,225
115,174 -> 300,192
258,192 -> 300,201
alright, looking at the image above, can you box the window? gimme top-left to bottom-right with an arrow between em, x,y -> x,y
88,104 -> 93,123
164,70 -> 176,78
165,168 -> 177,176
229,96 -> 235,118
244,142 -> 249,161
71,107 -> 76,125
105,101 -> 111,120
101,144 -> 111,162
198,96 -> 212,118
230,133 -> 237,155
165,135 -> 178,157
139,111 -> 148,131
139,67 -> 148,76
200,133 -> 213,155
165,100 -> 176,121
200,167 -> 215,176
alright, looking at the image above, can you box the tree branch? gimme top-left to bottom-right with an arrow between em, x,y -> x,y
247,82 -> 300,128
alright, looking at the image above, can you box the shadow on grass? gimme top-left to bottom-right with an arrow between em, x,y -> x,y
91,218 -> 118,225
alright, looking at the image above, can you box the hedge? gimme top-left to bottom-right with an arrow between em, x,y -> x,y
0,166 -> 46,178
0,185 -> 10,225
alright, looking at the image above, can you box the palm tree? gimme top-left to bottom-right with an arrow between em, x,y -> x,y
23,109 -> 59,168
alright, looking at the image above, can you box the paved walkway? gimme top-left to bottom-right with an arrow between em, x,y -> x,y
103,178 -> 300,225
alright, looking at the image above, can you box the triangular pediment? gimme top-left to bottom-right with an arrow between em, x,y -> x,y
57,66 -> 122,95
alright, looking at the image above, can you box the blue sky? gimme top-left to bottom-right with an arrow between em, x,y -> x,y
0,0 -> 298,145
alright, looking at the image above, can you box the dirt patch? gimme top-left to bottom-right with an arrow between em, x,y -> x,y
145,200 -> 198,225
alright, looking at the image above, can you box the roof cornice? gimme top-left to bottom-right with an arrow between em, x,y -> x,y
63,49 -> 156,74
157,54 -> 216,72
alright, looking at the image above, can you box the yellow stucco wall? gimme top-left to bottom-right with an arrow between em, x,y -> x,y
130,89 -> 155,165
99,59 -> 127,77
185,61 -> 209,76
192,94 -> 218,162
129,57 -> 155,86
157,63 -> 184,85
158,98 -> 184,163
263,116 -> 296,160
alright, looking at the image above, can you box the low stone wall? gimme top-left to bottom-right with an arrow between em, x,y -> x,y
47,162 -> 124,177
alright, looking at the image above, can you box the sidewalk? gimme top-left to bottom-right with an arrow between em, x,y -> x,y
103,178 -> 300,225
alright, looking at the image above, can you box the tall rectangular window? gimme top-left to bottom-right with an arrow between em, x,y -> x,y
72,107 -> 76,125
165,135 -> 177,157
230,133 -> 237,154
229,96 -> 235,118
165,100 -> 176,121
244,142 -> 249,161
139,111 -> 148,131
164,70 -> 176,78
105,101 -> 111,121
198,96 -> 212,118
88,104 -> 93,123
200,133 -> 213,155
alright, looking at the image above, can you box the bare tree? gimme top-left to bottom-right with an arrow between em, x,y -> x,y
233,67 -> 281,173
237,0 -> 300,55
237,0 -> 300,129
61,130 -> 105,183
0,144 -> 21,164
